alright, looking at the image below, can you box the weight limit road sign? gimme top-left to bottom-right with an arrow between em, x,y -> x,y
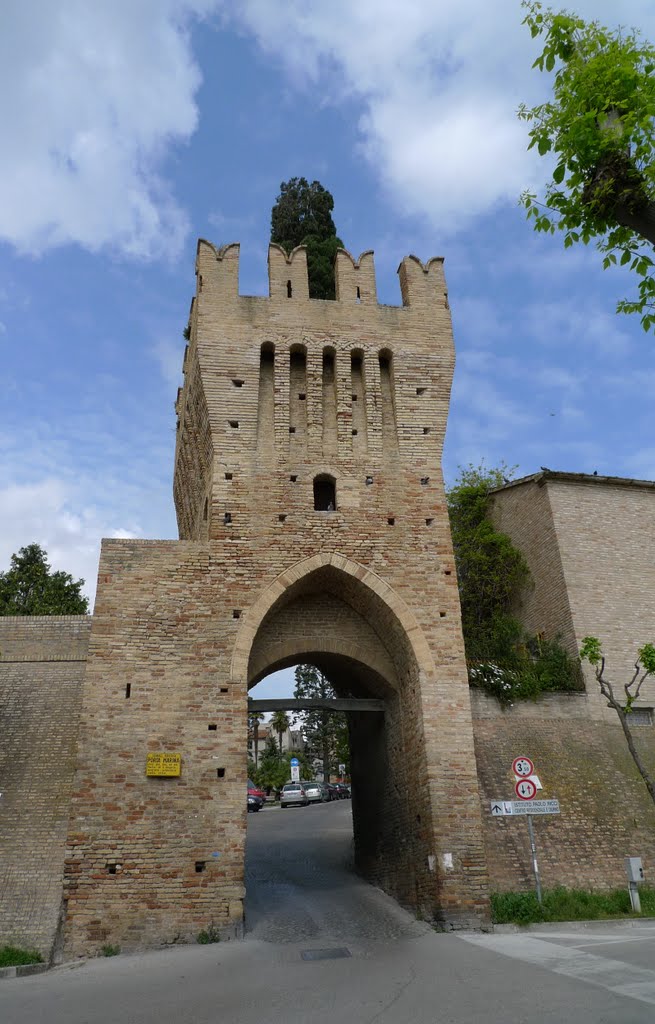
512,756 -> 534,778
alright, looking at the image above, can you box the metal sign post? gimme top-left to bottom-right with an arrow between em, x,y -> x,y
514,757 -> 541,905
526,813 -> 543,904
491,756 -> 558,906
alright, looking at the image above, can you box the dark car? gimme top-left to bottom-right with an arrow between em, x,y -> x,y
326,783 -> 340,801
247,794 -> 261,812
334,783 -> 351,799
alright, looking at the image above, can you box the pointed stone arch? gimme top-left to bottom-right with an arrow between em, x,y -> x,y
230,552 -> 436,689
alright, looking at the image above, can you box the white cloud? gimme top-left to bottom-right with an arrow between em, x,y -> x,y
0,1 -> 217,258
623,449 -> 655,480
151,337 -> 185,388
231,0 -> 655,233
0,479 -> 145,608
5,2 -> 652,256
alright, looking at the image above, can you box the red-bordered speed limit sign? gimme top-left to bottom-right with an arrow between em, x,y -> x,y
512,756 -> 534,778
515,778 -> 537,801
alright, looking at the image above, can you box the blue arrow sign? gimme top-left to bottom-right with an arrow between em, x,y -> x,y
290,757 -> 299,767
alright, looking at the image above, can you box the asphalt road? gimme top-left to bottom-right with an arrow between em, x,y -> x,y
3,800 -> 655,1023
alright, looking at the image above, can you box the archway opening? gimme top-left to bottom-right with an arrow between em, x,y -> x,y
238,559 -> 439,928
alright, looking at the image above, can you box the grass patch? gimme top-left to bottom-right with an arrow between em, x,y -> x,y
492,886 -> 655,925
100,944 -> 121,957
0,945 -> 44,968
197,923 -> 221,945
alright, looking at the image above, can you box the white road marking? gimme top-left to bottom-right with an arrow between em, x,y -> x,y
461,932 -> 655,1007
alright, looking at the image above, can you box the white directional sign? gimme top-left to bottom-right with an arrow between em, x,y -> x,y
490,800 -> 560,816
291,765 -> 300,782
515,778 -> 537,800
512,756 -> 534,778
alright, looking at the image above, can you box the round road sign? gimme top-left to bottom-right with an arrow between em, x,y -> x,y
515,778 -> 537,800
512,756 -> 534,778
290,757 -> 299,767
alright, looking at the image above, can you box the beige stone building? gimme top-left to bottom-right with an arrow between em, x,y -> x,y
61,240 -> 489,958
490,469 -> 655,719
2,244 -> 655,964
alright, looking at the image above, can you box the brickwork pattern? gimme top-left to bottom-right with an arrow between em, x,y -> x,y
491,474 -> 655,719
0,617 -> 91,958
62,242 -> 491,956
471,691 -> 655,892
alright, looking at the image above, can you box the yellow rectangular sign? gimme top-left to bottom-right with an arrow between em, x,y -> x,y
146,752 -> 181,777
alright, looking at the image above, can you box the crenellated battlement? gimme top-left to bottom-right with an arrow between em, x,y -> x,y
194,239 -> 447,310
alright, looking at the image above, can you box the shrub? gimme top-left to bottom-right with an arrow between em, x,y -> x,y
197,923 -> 221,944
100,944 -> 121,957
491,886 -> 655,925
0,945 -> 44,967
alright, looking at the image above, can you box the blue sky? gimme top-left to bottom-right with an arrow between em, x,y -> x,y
2,1 -> 654,699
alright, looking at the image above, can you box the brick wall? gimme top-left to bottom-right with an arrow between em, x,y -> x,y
471,690 -> 655,891
62,242 -> 490,956
491,473 -> 655,718
0,616 -> 91,958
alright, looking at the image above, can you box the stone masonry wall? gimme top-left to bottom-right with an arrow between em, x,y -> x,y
548,478 -> 655,716
491,474 -> 655,719
0,616 -> 91,958
490,477 -> 577,655
63,242 -> 490,955
471,690 -> 655,892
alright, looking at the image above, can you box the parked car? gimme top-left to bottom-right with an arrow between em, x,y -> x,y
247,794 -> 261,812
325,783 -> 340,801
247,778 -> 266,805
303,781 -> 324,803
280,783 -> 309,808
334,783 -> 351,799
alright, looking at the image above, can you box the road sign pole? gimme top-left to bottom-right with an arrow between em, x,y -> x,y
526,813 -> 542,904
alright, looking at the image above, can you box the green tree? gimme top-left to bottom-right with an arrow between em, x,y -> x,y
271,710 -> 290,751
448,464 -> 530,655
581,637 -> 655,807
448,465 -> 579,702
270,177 -> 344,299
519,3 -> 655,329
256,740 -> 313,796
247,710 -> 265,767
0,543 -> 88,615
293,665 -> 348,782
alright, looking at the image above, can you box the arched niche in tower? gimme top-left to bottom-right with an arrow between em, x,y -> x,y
313,474 -> 336,511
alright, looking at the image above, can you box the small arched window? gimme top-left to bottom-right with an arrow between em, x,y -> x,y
313,474 -> 336,511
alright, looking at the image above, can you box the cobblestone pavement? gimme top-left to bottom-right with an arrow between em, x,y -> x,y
244,799 -> 429,945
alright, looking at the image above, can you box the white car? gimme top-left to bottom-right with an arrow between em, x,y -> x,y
280,783 -> 308,808
303,781 -> 325,803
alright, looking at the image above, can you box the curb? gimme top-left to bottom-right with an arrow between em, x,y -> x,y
493,916 -> 655,934
0,963 -> 49,980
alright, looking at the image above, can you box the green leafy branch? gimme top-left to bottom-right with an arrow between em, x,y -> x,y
519,2 -> 655,330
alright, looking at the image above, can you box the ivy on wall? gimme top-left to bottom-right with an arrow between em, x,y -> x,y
447,464 -> 581,703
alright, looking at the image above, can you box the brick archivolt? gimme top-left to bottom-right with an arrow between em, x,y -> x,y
231,551 -> 436,688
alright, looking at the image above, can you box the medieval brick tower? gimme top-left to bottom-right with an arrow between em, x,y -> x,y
62,242 -> 489,956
